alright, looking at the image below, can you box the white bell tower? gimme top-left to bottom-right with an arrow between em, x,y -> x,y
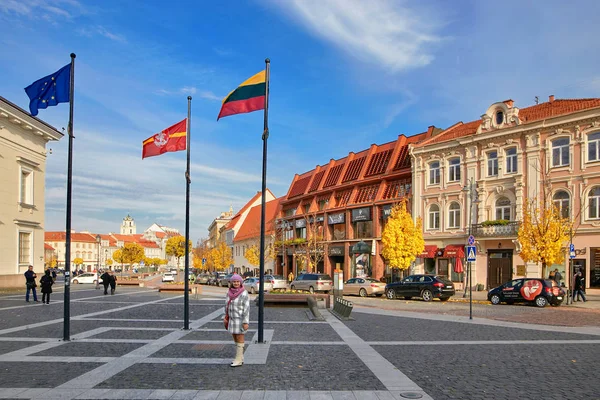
121,214 -> 136,235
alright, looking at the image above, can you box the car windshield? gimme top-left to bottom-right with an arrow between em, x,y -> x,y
271,275 -> 284,280
365,278 -> 380,283
318,275 -> 332,280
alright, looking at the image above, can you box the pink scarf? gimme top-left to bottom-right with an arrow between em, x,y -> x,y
228,285 -> 245,301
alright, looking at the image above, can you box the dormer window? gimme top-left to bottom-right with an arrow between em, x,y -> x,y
495,111 -> 504,125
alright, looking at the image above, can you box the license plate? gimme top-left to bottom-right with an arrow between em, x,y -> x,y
557,297 -> 563,300
446,285 -> 453,288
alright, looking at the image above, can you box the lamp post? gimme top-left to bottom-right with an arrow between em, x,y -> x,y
462,178 -> 480,320
95,234 -> 101,290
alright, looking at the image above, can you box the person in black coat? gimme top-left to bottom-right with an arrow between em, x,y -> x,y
24,265 -> 39,303
573,272 -> 587,302
100,270 -> 111,295
40,269 -> 54,304
109,271 -> 117,295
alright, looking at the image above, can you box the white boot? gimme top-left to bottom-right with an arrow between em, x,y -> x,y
230,342 -> 244,367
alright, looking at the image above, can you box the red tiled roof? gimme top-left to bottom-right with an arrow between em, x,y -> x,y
354,184 -> 379,203
342,156 -> 366,183
155,232 -> 166,238
44,243 -> 55,250
334,190 -> 352,207
323,163 -> 344,188
44,231 -> 96,242
308,170 -> 325,192
421,98 -> 600,146
234,197 -> 283,241
365,149 -> 393,177
288,175 -> 312,198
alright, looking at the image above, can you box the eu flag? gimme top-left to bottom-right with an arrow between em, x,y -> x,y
24,63 -> 71,116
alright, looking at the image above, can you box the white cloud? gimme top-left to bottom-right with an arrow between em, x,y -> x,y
180,86 -> 197,95
77,26 -> 126,43
271,0 -> 445,72
0,0 -> 78,20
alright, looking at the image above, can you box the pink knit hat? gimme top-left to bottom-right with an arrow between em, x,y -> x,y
229,273 -> 244,282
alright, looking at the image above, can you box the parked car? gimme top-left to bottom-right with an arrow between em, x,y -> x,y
71,273 -> 101,284
162,273 -> 175,282
219,273 -> 234,287
385,274 -> 455,302
265,274 -> 288,290
343,277 -> 386,297
290,273 -> 333,293
243,277 -> 273,294
196,274 -> 211,284
207,273 -> 225,286
488,278 -> 565,307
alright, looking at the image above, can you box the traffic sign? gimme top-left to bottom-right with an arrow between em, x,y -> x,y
468,235 -> 475,246
202,258 -> 206,265
466,246 -> 477,262
139,260 -> 145,266
569,244 -> 576,259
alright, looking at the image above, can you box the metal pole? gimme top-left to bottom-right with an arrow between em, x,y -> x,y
183,96 -> 192,330
63,53 -> 76,342
258,58 -> 270,343
96,238 -> 100,290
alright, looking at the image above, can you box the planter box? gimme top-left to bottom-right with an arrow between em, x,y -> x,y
261,293 -> 330,308
118,280 -> 141,286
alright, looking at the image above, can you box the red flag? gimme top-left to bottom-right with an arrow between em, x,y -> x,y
142,119 -> 187,159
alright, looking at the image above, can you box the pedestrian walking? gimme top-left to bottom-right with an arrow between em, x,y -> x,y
24,265 -> 39,303
572,271 -> 587,302
549,269 -> 556,281
223,273 -> 249,367
40,269 -> 54,304
288,271 -> 294,284
109,271 -> 117,295
100,270 -> 111,295
553,268 -> 562,286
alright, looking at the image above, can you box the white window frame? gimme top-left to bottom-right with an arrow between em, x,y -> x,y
552,138 -> 570,167
19,165 -> 34,205
552,190 -> 570,219
487,151 -> 498,177
587,132 -> 600,162
18,229 -> 33,268
428,204 -> 440,230
448,202 -> 461,229
495,197 -> 511,221
505,147 -> 517,174
429,161 -> 440,185
588,187 -> 600,220
448,158 -> 460,182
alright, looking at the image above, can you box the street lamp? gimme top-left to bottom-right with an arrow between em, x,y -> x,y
95,234 -> 101,290
462,178 -> 480,320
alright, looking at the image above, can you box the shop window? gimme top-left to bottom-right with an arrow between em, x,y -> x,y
332,224 -> 346,240
353,221 -> 372,239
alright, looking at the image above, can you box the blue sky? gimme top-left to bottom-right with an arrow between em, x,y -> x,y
2,0 -> 600,242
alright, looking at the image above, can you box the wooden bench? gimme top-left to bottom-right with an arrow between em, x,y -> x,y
261,293 -> 330,309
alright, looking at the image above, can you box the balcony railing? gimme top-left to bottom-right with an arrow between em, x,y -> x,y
471,221 -> 520,238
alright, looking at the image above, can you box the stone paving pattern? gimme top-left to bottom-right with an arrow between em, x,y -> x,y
0,286 -> 598,400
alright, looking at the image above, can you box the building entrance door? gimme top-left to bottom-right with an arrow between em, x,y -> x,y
487,250 -> 513,289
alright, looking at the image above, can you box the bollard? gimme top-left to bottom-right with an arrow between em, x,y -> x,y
331,296 -> 353,320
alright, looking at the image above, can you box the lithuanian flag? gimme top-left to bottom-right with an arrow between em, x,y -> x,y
217,70 -> 266,120
142,119 -> 187,159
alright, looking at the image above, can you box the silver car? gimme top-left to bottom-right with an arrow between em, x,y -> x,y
265,274 -> 288,290
243,277 -> 273,294
290,273 -> 333,293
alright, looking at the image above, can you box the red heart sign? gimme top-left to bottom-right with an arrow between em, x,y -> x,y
520,280 -> 542,300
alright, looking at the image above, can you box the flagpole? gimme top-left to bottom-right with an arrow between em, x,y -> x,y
183,96 -> 192,330
62,53 -> 76,342
258,58 -> 270,344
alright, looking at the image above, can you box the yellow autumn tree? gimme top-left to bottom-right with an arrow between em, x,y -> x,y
381,201 -> 425,270
165,236 -> 192,270
517,197 -> 570,272
73,257 -> 84,267
244,245 -> 260,267
244,236 -> 277,268
209,240 -> 234,271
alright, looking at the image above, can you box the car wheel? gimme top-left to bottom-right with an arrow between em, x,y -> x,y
73,279 -> 79,284
421,289 -> 433,302
308,286 -> 315,294
439,297 -> 450,302
359,288 -> 367,297
250,287 -> 255,294
291,285 -> 295,291
386,289 -> 396,300
535,296 -> 548,308
490,294 -> 501,305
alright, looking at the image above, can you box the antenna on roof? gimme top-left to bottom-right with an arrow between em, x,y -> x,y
534,96 -> 539,105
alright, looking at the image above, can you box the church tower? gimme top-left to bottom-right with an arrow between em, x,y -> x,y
121,214 -> 136,235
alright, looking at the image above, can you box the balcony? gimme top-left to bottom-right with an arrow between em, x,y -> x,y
471,221 -> 520,238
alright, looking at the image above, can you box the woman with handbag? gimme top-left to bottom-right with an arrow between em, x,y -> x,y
224,274 -> 249,367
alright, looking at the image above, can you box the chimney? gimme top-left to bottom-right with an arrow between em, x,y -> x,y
504,99 -> 514,107
549,95 -> 555,103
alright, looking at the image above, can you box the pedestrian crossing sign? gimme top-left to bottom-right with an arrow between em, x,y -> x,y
466,246 -> 477,262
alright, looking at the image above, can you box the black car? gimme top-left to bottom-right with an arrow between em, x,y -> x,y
385,274 -> 455,302
488,278 -> 565,307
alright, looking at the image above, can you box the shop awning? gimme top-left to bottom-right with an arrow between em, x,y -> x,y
418,245 -> 438,258
444,245 -> 465,258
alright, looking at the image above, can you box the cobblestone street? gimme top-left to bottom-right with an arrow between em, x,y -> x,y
0,286 -> 598,400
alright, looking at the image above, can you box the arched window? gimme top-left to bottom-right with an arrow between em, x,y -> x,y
552,190 -> 570,219
587,132 -> 600,162
448,158 -> 460,182
495,197 -> 511,221
429,161 -> 440,185
588,186 -> 600,219
495,110 -> 504,125
448,202 -> 461,229
428,204 -> 440,229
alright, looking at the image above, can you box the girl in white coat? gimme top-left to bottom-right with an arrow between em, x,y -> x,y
224,274 -> 249,367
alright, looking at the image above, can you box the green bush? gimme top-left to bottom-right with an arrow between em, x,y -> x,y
481,219 -> 510,226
